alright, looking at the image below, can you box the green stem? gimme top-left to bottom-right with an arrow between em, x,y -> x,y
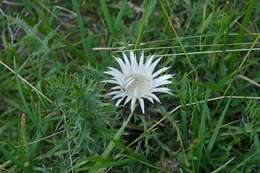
89,110 -> 135,173
228,0 -> 256,72
101,111 -> 134,158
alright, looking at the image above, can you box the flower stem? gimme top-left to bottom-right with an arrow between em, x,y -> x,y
101,110 -> 134,158
89,110 -> 135,173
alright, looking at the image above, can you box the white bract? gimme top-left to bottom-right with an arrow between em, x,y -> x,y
103,51 -> 173,114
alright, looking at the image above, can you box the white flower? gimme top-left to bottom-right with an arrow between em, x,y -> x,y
103,51 -> 173,114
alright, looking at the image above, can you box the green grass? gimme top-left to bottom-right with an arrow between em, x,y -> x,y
0,0 -> 260,172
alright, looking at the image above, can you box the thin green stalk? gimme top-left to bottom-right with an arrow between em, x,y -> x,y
134,0 -> 157,49
159,0 -> 198,80
101,111 -> 134,158
89,110 -> 135,173
72,0 -> 88,53
99,0 -> 116,37
228,0 -> 256,71
0,60 -> 52,104
207,98 -> 231,153
223,35 -> 260,95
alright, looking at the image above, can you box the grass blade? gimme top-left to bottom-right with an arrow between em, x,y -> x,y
207,98 -> 232,153
228,0 -> 257,71
99,0 -> 116,37
134,0 -> 157,49
72,0 -> 88,53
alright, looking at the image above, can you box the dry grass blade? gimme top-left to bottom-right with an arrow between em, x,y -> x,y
0,60 -> 52,104
211,156 -> 236,173
19,130 -> 65,147
114,33 -> 259,47
237,74 -> 260,88
109,95 -> 260,172
223,35 -> 260,95
153,48 -> 260,57
0,160 -> 11,171
91,41 -> 260,52
159,0 -> 198,80
128,95 -> 260,148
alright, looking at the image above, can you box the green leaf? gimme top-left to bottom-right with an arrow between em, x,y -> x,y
207,98 -> 231,153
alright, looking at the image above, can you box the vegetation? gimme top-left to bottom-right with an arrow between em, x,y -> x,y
0,0 -> 259,172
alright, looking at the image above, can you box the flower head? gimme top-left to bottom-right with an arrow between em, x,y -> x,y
103,51 -> 173,113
